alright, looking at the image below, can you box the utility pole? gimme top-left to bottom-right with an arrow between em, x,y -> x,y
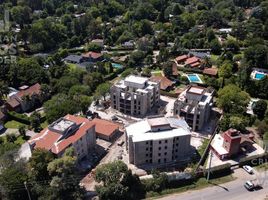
24,181 -> 32,200
207,150 -> 213,182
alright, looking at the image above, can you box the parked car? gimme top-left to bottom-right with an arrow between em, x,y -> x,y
244,180 -> 262,191
243,165 -> 254,174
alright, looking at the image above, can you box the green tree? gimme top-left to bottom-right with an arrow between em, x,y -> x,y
0,81 -> 9,102
163,62 -> 173,77
95,82 -> 110,101
18,125 -> 26,139
219,62 -> 233,78
253,100 -> 267,120
95,161 -> 144,200
30,112 -> 41,132
217,84 -> 250,114
28,149 -> 54,182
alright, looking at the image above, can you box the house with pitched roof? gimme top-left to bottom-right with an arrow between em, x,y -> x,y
92,118 -> 120,141
28,114 -> 96,160
150,76 -> 175,91
5,83 -> 42,112
82,51 -> 104,62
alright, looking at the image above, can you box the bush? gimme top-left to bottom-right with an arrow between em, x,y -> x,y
7,111 -> 31,125
203,163 -> 232,178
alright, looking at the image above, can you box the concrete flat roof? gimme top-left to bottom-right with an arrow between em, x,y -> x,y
126,117 -> 191,143
211,134 -> 228,155
125,75 -> 148,85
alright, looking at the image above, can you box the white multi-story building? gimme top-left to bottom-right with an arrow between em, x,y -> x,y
110,75 -> 160,116
126,116 -> 192,166
173,85 -> 214,131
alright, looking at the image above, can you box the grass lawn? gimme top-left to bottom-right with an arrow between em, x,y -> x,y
4,120 -> 26,129
151,70 -> 163,76
147,175 -> 235,199
197,138 -> 210,156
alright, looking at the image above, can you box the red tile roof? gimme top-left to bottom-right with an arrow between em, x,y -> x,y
150,76 -> 174,90
92,118 -> 119,137
6,98 -> 20,108
203,67 -> 218,76
82,51 -> 103,59
190,62 -> 201,68
185,57 -> 200,65
17,83 -> 41,98
175,55 -> 188,63
172,63 -> 178,76
28,115 -> 95,155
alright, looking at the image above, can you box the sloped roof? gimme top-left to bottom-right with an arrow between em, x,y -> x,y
185,57 -> 200,65
82,51 -> 103,59
17,83 -> 41,98
150,76 -> 174,90
175,55 -> 188,63
92,118 -> 119,137
6,98 -> 20,108
28,115 -> 95,155
203,67 -> 218,76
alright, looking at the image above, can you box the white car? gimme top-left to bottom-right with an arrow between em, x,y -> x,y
243,165 -> 254,174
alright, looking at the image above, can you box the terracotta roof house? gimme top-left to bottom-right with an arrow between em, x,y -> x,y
175,55 -> 188,63
92,118 -> 120,141
203,67 -> 218,76
150,76 -> 175,91
5,83 -> 41,112
28,114 -> 96,160
172,63 -> 179,76
82,51 -> 103,62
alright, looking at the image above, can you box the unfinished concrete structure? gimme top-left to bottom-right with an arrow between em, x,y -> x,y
173,85 -> 214,131
110,75 -> 160,116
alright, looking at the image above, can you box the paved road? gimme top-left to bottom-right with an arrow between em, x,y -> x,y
158,170 -> 268,200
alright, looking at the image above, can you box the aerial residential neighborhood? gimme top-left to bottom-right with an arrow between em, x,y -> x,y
0,0 -> 268,200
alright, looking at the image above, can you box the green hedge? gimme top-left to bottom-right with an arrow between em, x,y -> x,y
7,111 -> 31,125
203,163 -> 232,178
7,111 -> 46,125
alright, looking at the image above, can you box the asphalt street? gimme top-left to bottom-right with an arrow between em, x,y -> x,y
158,170 -> 268,200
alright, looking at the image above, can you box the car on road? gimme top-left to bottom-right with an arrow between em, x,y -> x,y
243,165 -> 254,174
244,180 -> 262,191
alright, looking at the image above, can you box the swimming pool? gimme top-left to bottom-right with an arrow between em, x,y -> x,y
112,63 -> 123,69
255,73 -> 266,80
187,74 -> 203,83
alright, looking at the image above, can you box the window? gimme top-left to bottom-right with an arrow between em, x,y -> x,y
146,154 -> 148,157
164,158 -> 167,163
159,141 -> 162,144
146,141 -> 148,145
150,159 -> 152,163
146,148 -> 148,151
165,146 -> 167,149
164,152 -> 167,155
158,153 -> 161,156
150,147 -> 152,151
175,149 -> 178,152
176,143 -> 178,147
158,159 -> 161,163
146,160 -> 148,163
159,147 -> 161,150
165,140 -> 168,143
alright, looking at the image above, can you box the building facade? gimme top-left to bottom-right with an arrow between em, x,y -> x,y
110,75 -> 160,116
173,85 -> 214,131
126,116 -> 192,166
28,114 -> 96,160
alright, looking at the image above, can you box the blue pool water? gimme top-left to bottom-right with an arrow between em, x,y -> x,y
255,73 -> 266,80
187,74 -> 202,83
112,63 -> 123,69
